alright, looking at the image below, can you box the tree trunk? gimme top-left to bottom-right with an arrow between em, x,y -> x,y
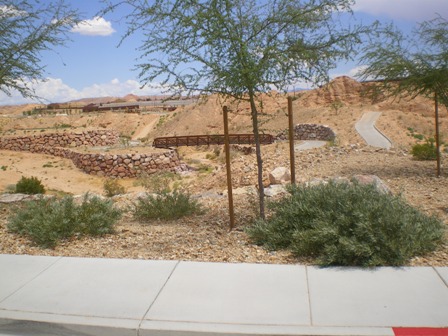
435,92 -> 441,177
248,90 -> 265,220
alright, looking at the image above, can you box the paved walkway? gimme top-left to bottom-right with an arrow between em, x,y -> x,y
355,112 -> 392,149
294,140 -> 327,151
0,254 -> 447,336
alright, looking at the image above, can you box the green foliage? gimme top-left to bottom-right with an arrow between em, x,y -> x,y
76,195 -> 122,236
0,0 -> 79,98
103,178 -> 126,197
246,181 -> 444,267
359,16 -> 448,109
133,190 -> 203,221
137,171 -> 180,193
105,0 -> 374,220
7,194 -> 122,248
411,140 -> 438,160
15,176 -> 46,194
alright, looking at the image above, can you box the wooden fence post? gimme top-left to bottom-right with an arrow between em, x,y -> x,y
223,106 -> 235,230
288,96 -> 296,185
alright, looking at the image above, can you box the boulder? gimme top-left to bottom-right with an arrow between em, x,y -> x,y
352,175 -> 391,194
269,167 -> 291,185
264,184 -> 287,197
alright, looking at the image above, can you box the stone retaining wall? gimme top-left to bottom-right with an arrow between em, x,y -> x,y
70,151 -> 187,177
0,130 -> 187,178
0,130 -> 120,152
276,124 -> 336,141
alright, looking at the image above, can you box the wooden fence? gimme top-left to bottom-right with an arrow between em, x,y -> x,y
153,134 -> 274,148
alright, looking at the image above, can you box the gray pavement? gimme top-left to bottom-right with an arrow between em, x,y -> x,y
294,140 -> 327,151
0,254 -> 447,336
355,112 -> 392,149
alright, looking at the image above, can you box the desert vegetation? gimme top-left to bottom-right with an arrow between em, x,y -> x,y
0,77 -> 447,266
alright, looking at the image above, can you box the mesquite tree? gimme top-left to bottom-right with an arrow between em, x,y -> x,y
0,0 -> 78,99
359,16 -> 448,177
104,0 -> 373,219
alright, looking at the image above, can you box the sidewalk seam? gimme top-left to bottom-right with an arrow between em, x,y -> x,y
0,256 -> 62,305
433,266 -> 448,288
305,266 -> 314,326
137,260 -> 180,336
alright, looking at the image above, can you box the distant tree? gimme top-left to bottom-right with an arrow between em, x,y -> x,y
0,0 -> 79,99
359,16 -> 448,176
104,0 -> 374,219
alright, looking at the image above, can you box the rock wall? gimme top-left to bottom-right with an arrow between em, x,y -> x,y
0,130 -> 187,178
70,151 -> 187,177
0,130 -> 119,152
276,124 -> 336,141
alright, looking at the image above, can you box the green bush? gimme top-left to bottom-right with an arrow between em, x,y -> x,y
134,190 -> 203,221
76,194 -> 122,235
246,181 -> 444,267
7,194 -> 122,248
103,178 -> 126,197
411,140 -> 437,160
137,171 -> 180,193
15,176 -> 46,194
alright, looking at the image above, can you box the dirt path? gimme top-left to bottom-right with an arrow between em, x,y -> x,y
132,116 -> 160,140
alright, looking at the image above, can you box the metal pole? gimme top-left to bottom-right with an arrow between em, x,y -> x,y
288,96 -> 296,185
223,106 -> 235,230
435,92 -> 441,177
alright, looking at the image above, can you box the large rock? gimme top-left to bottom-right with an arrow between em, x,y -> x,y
352,175 -> 392,194
0,193 -> 52,203
305,175 -> 391,194
269,167 -> 291,185
264,184 -> 287,197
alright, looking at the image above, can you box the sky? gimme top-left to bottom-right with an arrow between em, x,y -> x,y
1,0 -> 447,105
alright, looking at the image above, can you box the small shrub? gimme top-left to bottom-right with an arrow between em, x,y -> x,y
8,197 -> 79,248
413,133 -> 424,140
246,181 -> 444,267
411,140 -> 437,160
137,171 -> 180,193
198,163 -> 213,174
134,190 -> 203,221
7,194 -> 122,248
103,178 -> 126,197
15,176 -> 46,194
76,194 -> 122,236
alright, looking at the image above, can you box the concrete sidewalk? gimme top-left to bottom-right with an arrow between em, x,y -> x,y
355,112 -> 393,149
0,254 -> 447,336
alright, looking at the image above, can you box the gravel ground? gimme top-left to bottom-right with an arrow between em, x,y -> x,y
1,144 -> 447,266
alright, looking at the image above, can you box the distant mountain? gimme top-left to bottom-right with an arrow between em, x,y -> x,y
68,94 -> 179,105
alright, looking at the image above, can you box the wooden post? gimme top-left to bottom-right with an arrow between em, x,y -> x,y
435,92 -> 441,177
288,96 -> 296,185
223,106 -> 235,230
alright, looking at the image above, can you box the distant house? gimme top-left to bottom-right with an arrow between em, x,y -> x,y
82,103 -> 99,113
98,103 -> 140,112
47,103 -> 61,110
80,98 -> 196,114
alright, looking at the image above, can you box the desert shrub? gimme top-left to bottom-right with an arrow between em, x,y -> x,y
7,194 -> 122,248
15,176 -> 46,194
137,171 -> 180,193
411,140 -> 437,160
103,178 -> 126,197
76,194 -> 122,236
133,190 -> 203,221
8,197 -> 79,248
246,181 -> 444,267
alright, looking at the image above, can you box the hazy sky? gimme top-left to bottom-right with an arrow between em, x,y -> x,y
1,0 -> 447,105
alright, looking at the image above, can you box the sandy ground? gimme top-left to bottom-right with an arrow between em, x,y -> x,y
0,77 -> 447,265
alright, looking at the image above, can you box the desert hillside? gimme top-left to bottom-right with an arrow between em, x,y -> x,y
0,76 -> 447,266
1,76 -> 446,148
